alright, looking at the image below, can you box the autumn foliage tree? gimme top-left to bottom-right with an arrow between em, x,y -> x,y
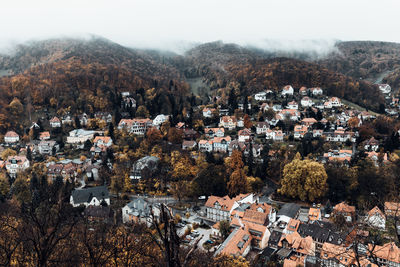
279,153 -> 328,202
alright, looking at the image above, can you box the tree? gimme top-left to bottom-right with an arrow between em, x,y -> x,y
243,114 -> 252,129
1,149 -> 16,161
136,105 -> 150,118
219,220 -> 231,239
278,153 -> 328,202
167,128 -> 183,144
227,169 -> 248,197
146,128 -> 163,146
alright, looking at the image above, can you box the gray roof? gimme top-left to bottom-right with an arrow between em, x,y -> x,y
71,186 -> 109,205
297,221 -> 345,245
277,203 -> 301,218
125,197 -> 151,218
133,156 -> 160,171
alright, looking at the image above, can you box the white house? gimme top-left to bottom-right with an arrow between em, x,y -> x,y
5,156 -> 30,176
93,136 -> 113,147
203,108 -> 216,118
198,140 -> 213,152
311,87 -> 323,96
301,97 -> 313,107
256,122 -> 269,135
212,136 -> 231,152
49,117 -> 61,128
238,128 -> 251,142
152,114 -> 169,126
366,206 -> 385,230
204,128 -> 224,138
254,92 -> 267,101
281,85 -> 294,96
330,97 -> 342,107
265,129 -> 284,141
294,125 -> 309,139
4,131 -> 19,144
287,101 -> 298,110
70,186 -> 110,207
378,84 -> 391,94
118,118 -> 153,135
66,129 -> 95,144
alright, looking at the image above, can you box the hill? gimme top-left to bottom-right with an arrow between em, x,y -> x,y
180,42 -> 384,110
317,41 -> 400,85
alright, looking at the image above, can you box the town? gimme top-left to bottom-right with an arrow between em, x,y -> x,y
1,81 -> 400,267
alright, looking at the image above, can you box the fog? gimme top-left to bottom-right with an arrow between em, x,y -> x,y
1,0 -> 399,55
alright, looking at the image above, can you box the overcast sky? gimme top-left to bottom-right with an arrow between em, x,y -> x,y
1,0 -> 400,53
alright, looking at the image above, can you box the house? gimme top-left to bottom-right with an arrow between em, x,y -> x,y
313,129 -> 323,138
385,202 -> 400,218
198,140 -> 213,152
378,84 -> 391,94
278,232 -> 315,258
301,97 -> 313,107
276,109 -> 301,121
299,87 -> 308,96
324,101 -> 332,109
39,131 -> 51,140
287,101 -> 298,110
38,140 -> 59,155
265,129 -> 284,141
182,128 -> 197,140
294,125 -> 309,140
47,163 -> 64,180
94,112 -> 113,123
284,219 -> 301,235
49,117 -> 61,128
203,108 -> 216,118
256,122 -> 269,135
5,156 -> 29,176
281,85 -> 294,96
182,140 -> 197,150
366,151 -> 388,165
93,136 -> 113,147
323,150 -> 353,163
330,97 -> 342,107
369,242 -> 400,266
4,131 -> 19,144
130,156 -> 160,182
215,226 -> 252,257
310,87 -> 323,96
117,118 -> 153,135
205,193 -> 257,222
152,114 -> 169,126
238,128 -> 252,142
212,136 -> 232,152
122,197 -> 160,226
66,129 -> 95,144
254,91 -> 267,101
61,114 -> 73,125
301,118 -> 317,126
204,128 -> 224,138
308,208 -> 321,222
277,203 -> 301,225
230,218 -> 271,250
320,242 -> 358,267
297,221 -> 345,253
362,137 -> 379,151
219,116 -> 237,130
365,206 -> 385,229
70,186 -> 110,207
332,202 -> 355,222
325,129 -> 356,143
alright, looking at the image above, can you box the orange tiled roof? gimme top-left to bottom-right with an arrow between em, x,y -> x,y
308,208 -> 321,221
242,210 -> 268,225
367,206 -> 384,218
333,202 -> 355,214
220,226 -> 252,256
205,195 -> 235,212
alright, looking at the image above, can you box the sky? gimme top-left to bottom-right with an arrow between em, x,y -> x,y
1,0 -> 400,53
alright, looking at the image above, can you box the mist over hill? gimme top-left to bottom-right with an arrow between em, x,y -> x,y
1,36 -> 399,113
